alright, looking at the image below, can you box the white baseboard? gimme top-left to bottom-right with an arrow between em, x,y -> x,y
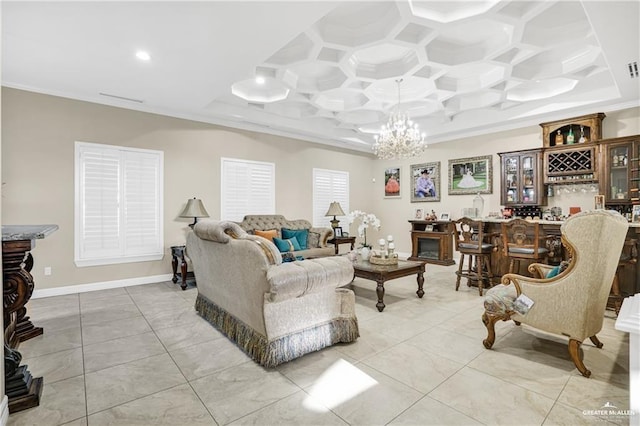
0,396 -> 9,426
32,274 -> 173,299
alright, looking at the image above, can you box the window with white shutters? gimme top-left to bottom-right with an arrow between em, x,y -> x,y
220,157 -> 275,221
75,142 -> 163,266
312,168 -> 349,228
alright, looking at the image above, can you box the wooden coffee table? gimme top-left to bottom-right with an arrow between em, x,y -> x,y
351,259 -> 426,312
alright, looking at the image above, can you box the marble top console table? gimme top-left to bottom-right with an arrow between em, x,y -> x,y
2,224 -> 58,345
2,224 -> 58,413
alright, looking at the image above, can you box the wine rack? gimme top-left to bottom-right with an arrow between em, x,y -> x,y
544,145 -> 597,184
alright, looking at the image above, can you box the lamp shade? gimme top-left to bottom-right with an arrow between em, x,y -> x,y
324,202 -> 345,217
179,198 -> 210,219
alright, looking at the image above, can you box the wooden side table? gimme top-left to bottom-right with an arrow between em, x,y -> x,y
328,236 -> 356,255
171,245 -> 195,290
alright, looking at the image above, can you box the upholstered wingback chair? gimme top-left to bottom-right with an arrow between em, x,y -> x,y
482,210 -> 628,377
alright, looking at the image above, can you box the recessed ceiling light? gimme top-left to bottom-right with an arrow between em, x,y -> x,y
255,76 -> 265,85
136,50 -> 151,61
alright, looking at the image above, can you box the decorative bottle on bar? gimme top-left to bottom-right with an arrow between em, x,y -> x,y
555,130 -> 564,145
566,126 -> 575,144
578,125 -> 587,143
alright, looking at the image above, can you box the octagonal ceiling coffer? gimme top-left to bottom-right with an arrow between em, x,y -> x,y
232,78 -> 290,103
314,2 -> 401,47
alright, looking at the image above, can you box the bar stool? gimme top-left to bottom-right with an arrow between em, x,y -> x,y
608,238 -> 637,316
501,219 -> 548,275
454,217 -> 495,296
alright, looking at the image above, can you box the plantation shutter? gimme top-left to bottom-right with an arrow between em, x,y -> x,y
123,151 -> 162,256
312,168 -> 349,228
75,142 -> 163,266
221,157 -> 275,221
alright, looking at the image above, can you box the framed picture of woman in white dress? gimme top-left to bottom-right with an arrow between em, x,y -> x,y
448,155 -> 493,195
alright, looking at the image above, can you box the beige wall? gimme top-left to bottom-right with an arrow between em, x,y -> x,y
370,107 -> 640,255
2,87 -> 639,290
1,88 -> 374,290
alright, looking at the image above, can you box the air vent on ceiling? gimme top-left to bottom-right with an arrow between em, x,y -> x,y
628,61 -> 639,79
99,92 -> 144,103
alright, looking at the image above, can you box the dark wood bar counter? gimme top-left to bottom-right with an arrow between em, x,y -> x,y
477,218 -> 638,297
411,218 -> 639,297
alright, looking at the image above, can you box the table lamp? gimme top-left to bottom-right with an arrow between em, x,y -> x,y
324,202 -> 345,229
179,198 -> 210,228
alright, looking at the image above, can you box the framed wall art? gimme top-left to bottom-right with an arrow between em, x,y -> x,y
384,167 -> 401,198
448,155 -> 493,195
410,162 -> 441,202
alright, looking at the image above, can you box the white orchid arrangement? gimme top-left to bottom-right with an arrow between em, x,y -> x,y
347,210 -> 381,248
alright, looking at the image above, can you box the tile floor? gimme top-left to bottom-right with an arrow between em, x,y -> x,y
8,264 -> 632,426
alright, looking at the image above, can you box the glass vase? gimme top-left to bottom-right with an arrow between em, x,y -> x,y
473,192 -> 484,218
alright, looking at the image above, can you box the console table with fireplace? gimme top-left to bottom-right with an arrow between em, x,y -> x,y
408,220 -> 455,265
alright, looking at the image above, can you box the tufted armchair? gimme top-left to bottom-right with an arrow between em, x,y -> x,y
482,210 -> 628,377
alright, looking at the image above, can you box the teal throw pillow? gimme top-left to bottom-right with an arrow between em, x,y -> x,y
282,228 -> 309,249
546,260 -> 570,278
546,265 -> 561,278
273,236 -> 301,253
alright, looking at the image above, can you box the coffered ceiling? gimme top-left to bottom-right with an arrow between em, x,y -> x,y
3,1 -> 639,155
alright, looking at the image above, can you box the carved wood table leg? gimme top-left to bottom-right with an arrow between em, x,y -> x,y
180,257 -> 188,290
3,239 -> 47,413
416,268 -> 425,299
171,252 -> 179,283
14,252 -> 42,342
4,343 -> 43,413
375,279 -> 385,312
3,242 -> 41,346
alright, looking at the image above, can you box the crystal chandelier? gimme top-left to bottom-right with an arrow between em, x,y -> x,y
373,79 -> 427,160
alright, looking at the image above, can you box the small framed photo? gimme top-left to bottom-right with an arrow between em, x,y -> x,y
334,227 -> 343,237
384,167 -> 401,198
439,212 -> 450,221
425,224 -> 434,232
594,195 -> 605,210
414,208 -> 424,220
632,205 -> 640,223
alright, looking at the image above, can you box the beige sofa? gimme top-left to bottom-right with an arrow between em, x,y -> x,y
237,215 -> 334,258
187,220 -> 358,367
